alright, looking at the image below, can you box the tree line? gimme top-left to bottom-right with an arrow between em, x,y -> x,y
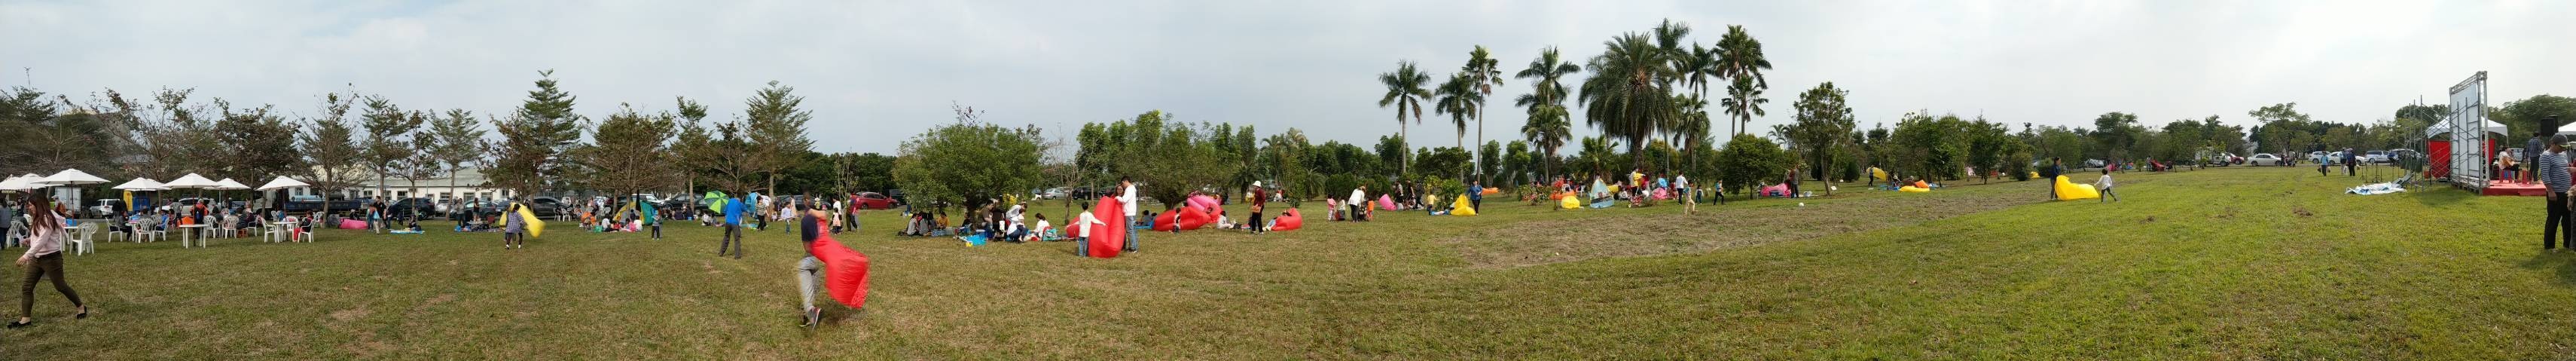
0,70 -> 901,205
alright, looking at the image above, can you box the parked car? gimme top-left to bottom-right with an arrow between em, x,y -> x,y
2083,159 -> 2106,169
527,197 -> 565,217
2308,151 -> 2329,164
2365,150 -> 2391,164
2248,153 -> 2285,166
87,199 -> 124,218
850,192 -> 899,210
386,197 -> 442,218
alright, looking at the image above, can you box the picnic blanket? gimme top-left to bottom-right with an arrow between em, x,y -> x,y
2348,182 -> 2406,195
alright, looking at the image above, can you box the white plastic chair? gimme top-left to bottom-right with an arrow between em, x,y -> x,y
71,222 -> 97,255
261,219 -> 286,243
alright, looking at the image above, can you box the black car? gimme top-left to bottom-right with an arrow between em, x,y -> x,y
527,197 -> 565,217
386,197 -> 442,218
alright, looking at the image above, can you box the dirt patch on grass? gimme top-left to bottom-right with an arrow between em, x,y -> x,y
329,307 -> 371,322
1446,184 -> 2036,268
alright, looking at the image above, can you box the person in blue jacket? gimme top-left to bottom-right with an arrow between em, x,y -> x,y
719,194 -> 747,259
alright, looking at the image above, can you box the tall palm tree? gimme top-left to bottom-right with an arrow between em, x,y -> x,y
1378,60 -> 1433,175
1516,46 -> 1583,179
1434,72 -> 1480,151
1579,32 -> 1677,170
1715,25 -> 1773,92
1463,45 -> 1503,179
1521,103 -> 1572,179
1682,44 -> 1723,102
1652,19 -> 1692,87
1721,75 -> 1768,136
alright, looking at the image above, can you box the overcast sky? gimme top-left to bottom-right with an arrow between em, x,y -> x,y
4,0 -> 2569,154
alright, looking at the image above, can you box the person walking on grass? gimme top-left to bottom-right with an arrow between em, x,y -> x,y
719,193 -> 747,259
10,197 -> 87,329
2095,168 -> 2119,203
2540,135 -> 2573,252
1467,180 -> 1483,213
2343,148 -> 2359,176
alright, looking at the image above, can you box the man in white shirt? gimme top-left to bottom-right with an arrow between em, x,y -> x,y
1347,185 -> 1368,222
1119,176 -> 1140,252
1674,174 -> 1694,213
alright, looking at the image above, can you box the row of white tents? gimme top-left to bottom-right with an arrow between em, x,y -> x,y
1,169 -> 315,216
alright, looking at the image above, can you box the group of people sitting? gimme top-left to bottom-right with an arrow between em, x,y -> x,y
891,197 -> 1071,243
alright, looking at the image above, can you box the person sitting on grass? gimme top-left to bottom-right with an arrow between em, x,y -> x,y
1026,213 -> 1053,242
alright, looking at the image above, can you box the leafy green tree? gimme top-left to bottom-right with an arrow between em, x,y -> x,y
299,93 -> 363,197
1891,112 -> 1973,181
1778,82 -> 1855,183
2496,95 -> 2576,145
2089,112 -> 2141,162
1965,118 -> 2025,184
1720,76 -> 1769,138
424,109 -> 485,203
487,70 -> 589,199
1088,110 -> 1242,207
743,81 -> 816,194
358,96 -> 426,198
1259,128 -> 1312,205
1377,61 -> 1433,175
892,105 -> 1046,210
1712,133 -> 1793,195
213,101 -> 303,185
0,87 -> 115,176
576,104 -> 679,197
1374,134 -> 1409,176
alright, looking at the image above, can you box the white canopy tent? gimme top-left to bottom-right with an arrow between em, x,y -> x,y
163,174 -> 219,190
111,178 -> 168,191
212,179 -> 251,191
255,176 -> 310,191
37,169 -> 110,187
0,175 -> 36,192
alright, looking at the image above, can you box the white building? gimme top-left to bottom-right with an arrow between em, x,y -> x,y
347,168 -> 517,202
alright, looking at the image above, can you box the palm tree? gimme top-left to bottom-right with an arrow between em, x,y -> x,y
1521,103 -> 1572,179
1516,46 -> 1583,179
1652,19 -> 1692,86
1463,45 -> 1504,180
1681,44 -> 1723,102
1721,75 -> 1768,136
1579,32 -> 1677,170
1378,61 -> 1432,175
1515,47 -> 1583,108
1434,72 -> 1480,151
1715,25 -> 1773,93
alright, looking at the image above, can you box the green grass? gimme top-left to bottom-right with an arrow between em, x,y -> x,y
5,165 -> 2568,359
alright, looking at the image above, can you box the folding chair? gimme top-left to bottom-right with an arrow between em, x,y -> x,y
71,222 -> 98,255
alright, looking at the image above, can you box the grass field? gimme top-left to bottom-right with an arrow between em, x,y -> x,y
5,165 -> 2570,359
